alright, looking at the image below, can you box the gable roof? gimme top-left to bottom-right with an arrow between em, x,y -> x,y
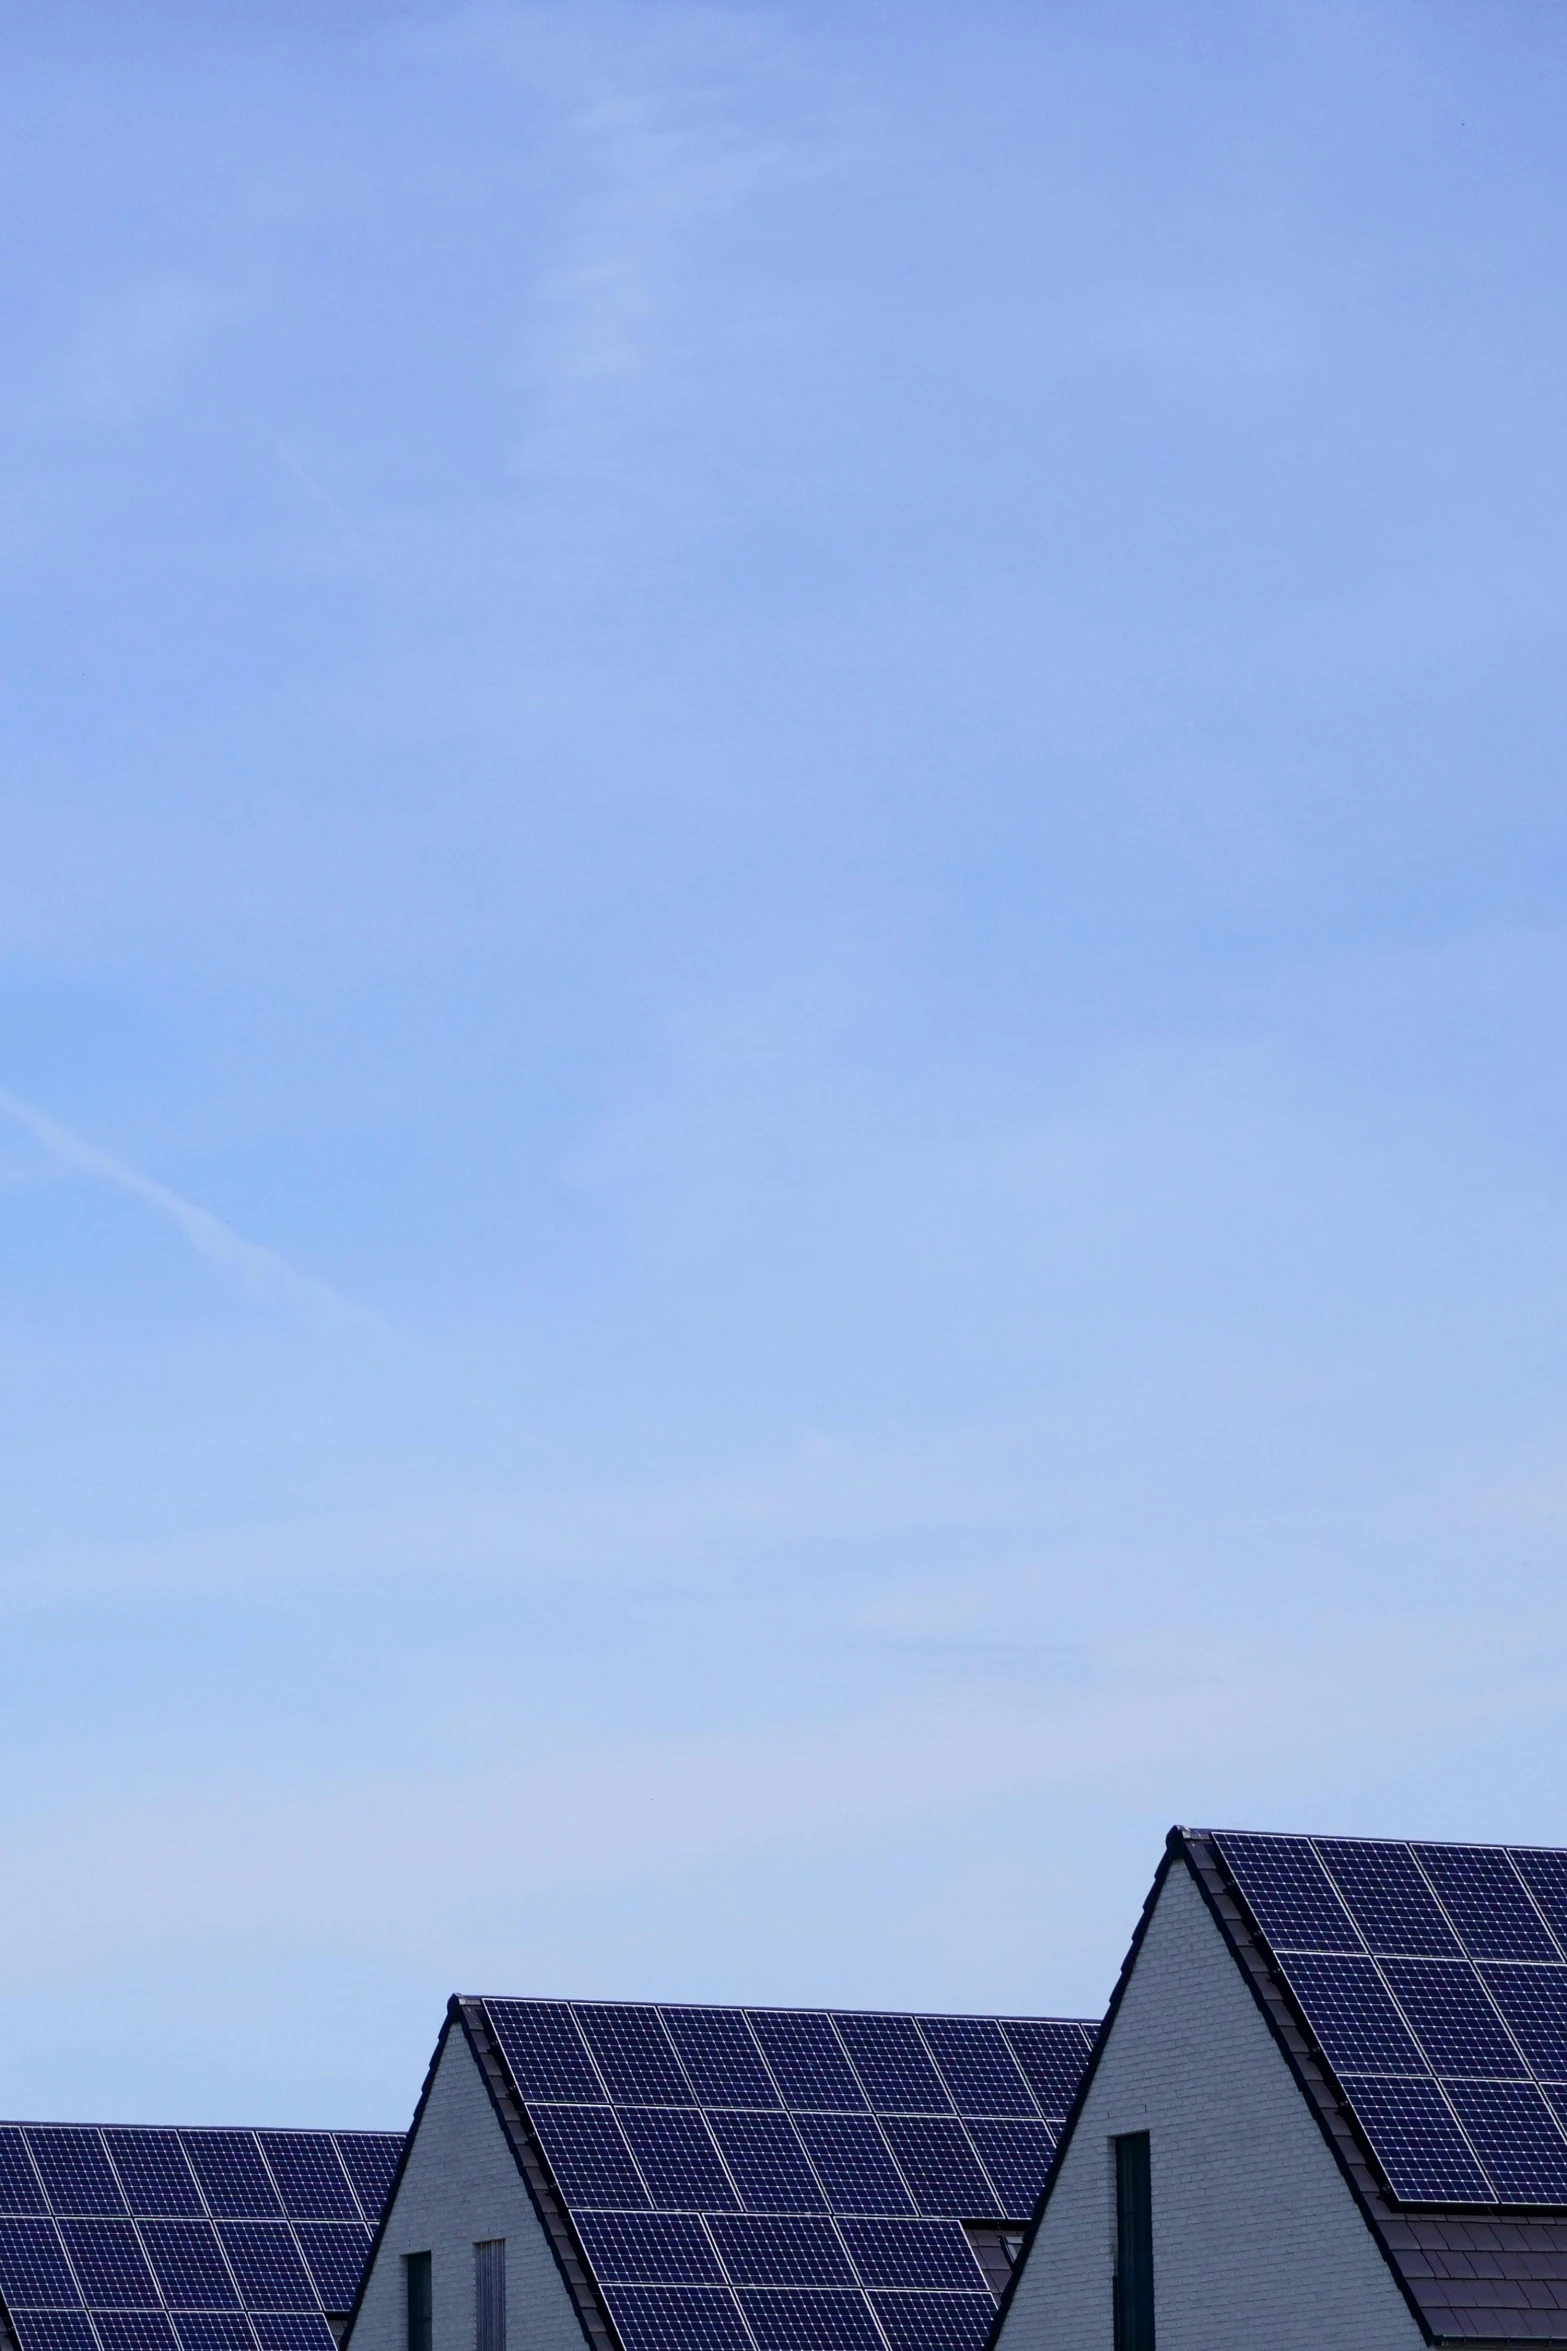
1004,1827 -> 1567,2349
0,2122 -> 404,2351
372,1995 -> 1098,2351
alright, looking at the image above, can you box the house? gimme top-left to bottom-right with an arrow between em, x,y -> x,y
0,2122 -> 404,2351
342,1998 -> 1098,2351
994,1826 -> 1567,2351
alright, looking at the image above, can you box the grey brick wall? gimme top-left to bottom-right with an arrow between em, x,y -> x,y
998,1859 -> 1424,2351
348,2027 -> 586,2351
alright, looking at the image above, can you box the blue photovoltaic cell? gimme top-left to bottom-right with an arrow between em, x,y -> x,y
748,2020 -> 864,2115
256,2141 -> 357,2224
601,2286 -> 750,2351
1414,1847 -> 1560,1964
573,2215 -> 722,2287
1318,1842 -> 1464,1960
138,2221 -> 240,2309
1213,1834 -> 1362,1955
1512,1852 -> 1567,1956
170,2317 -> 252,2351
183,2143 -> 279,2223
1481,1967 -> 1567,2080
1279,1954 -> 1426,2076
249,2315 -> 337,2351
1443,2081 -> 1567,2204
484,2005 -> 601,2105
830,2020 -> 949,2117
917,2022 -> 1035,2120
1378,1959 -> 1522,2078
95,2317 -> 179,2351
0,2216 -> 80,2305
577,2010 -> 691,2109
56,2220 -> 159,2307
29,2135 -> 125,2219
619,2114 -> 737,2215
1344,2077 -> 1492,2204
837,2222 -> 984,2291
531,2109 -> 649,2210
706,2218 -> 851,2288
294,2227 -> 371,2310
870,2294 -> 994,2351
738,2288 -> 885,2351
790,2119 -> 913,2217
662,2015 -> 779,2112
998,2026 -> 1092,2119
9,2317 -> 96,2351
216,2226 -> 316,2310
0,2133 -> 45,2216
963,2120 -> 1054,2219
332,2137 -> 401,2224
876,2124 -> 997,2220
102,2138 -> 202,2221
704,2115 -> 825,2215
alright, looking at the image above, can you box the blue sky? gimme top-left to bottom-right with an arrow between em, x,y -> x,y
4,0 -> 1567,2127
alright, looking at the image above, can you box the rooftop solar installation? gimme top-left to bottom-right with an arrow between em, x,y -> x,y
0,2130 -> 403,2351
472,1999 -> 1097,2351
1212,1830 -> 1567,2208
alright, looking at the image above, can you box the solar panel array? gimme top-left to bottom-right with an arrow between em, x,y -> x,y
0,2127 -> 403,2351
481,2000 -> 1096,2351
1215,1832 -> 1567,2207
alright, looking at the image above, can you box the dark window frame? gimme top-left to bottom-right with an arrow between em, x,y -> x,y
474,2239 -> 505,2351
406,2250 -> 433,2351
1112,2133 -> 1153,2351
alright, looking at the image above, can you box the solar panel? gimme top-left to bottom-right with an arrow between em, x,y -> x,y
102,2139 -> 202,2222
916,2022 -> 1034,2119
248,2315 -> 336,2351
94,2317 -> 177,2351
293,2227 -> 371,2311
836,2221 -> 985,2291
601,2285 -> 751,2351
255,2141 -> 358,2224
1414,1846 -> 1561,1963
216,2227 -> 316,2311
1511,1851 -> 1567,1952
56,2220 -> 159,2307
1316,1842 -> 1464,1959
747,2020 -> 865,2114
962,2119 -> 1054,2219
1480,1966 -> 1567,2079
876,2123 -> 997,2220
483,1997 -> 1096,2351
573,2216 -> 722,2287
996,2023 -> 1092,2118
181,2143 -> 279,2223
829,2021 -> 949,2117
789,2118 -> 914,2217
139,2221 -> 240,2310
10,2317 -> 96,2351
706,2217 -> 852,2288
1276,1953 -> 1426,2076
28,2135 -> 125,2218
1379,1958 -> 1522,2077
1334,2076 -> 1491,2203
663,2015 -> 779,2112
868,2293 -> 994,2351
0,2136 -> 45,2218
703,2114 -> 826,2215
1442,2082 -> 1567,2204
0,2216 -> 80,2304
737,2287 -> 885,2351
169,2318 -> 251,2351
1211,1833 -> 1361,1953
529,2109 -> 649,2210
330,2136 -> 401,2226
617,2114 -> 737,2214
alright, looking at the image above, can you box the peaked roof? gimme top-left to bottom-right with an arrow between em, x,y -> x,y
377,1995 -> 1098,2351
0,2123 -> 404,2351
1009,1828 -> 1567,2348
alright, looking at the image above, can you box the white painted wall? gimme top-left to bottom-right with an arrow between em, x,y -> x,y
348,2028 -> 586,2351
997,1860 -> 1424,2351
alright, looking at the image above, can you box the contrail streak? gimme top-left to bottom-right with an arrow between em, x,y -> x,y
0,1086 -> 402,1345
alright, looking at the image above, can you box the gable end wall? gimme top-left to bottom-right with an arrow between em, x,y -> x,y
997,1858 -> 1425,2351
348,2027 -> 586,2351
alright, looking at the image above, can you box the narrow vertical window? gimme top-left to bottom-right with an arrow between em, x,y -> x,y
474,2240 -> 505,2351
1113,2133 -> 1154,2351
406,2253 -> 433,2351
